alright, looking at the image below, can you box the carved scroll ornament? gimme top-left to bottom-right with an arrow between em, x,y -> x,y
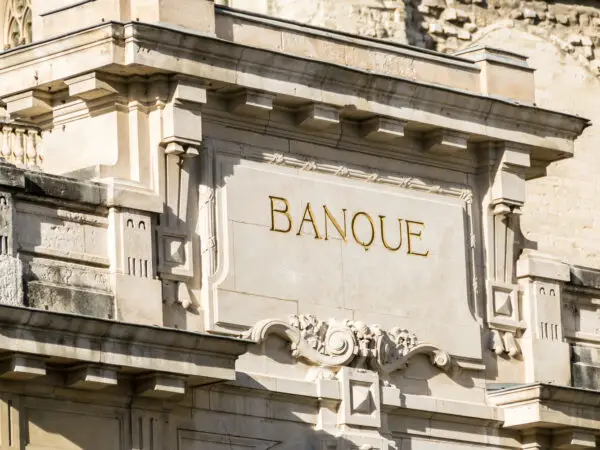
243,314 -> 451,374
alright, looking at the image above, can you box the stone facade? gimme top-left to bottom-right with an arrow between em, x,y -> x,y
0,0 -> 598,449
226,0 -> 600,270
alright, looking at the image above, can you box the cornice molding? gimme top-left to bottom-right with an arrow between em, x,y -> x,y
0,22 -> 588,162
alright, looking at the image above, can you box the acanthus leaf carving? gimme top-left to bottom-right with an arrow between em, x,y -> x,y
243,314 -> 451,374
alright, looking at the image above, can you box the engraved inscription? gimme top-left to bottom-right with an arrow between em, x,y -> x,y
269,195 -> 429,255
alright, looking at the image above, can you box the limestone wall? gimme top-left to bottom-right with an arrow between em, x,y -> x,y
226,0 -> 600,268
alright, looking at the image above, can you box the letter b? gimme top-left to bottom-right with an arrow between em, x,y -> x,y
269,196 -> 293,233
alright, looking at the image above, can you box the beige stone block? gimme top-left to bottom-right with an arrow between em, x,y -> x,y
455,46 -> 536,103
517,250 -> 569,281
0,354 -> 46,380
114,274 -> 163,326
228,220 -> 345,307
137,373 -> 186,398
42,110 -> 126,177
522,339 -> 571,385
361,117 -> 406,142
228,22 -> 283,52
27,407 -> 122,450
413,59 -> 480,93
282,32 -> 346,66
65,72 -> 119,101
344,47 -> 416,79
65,365 -> 119,390
228,90 -> 274,117
4,90 -> 52,118
214,289 -> 297,329
41,0 -> 123,40
133,0 -> 216,34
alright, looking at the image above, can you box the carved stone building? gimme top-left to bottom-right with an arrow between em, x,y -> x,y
0,1 -> 599,449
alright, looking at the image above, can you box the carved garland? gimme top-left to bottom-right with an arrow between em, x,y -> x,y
4,0 -> 32,50
243,314 -> 451,374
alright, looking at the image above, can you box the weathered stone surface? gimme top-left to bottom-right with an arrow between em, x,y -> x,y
26,281 -> 114,319
0,2 -> 597,449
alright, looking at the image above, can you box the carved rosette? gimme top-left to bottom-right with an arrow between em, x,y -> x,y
243,315 -> 451,374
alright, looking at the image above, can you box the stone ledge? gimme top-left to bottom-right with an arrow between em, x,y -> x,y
0,161 -> 105,206
0,304 -> 249,385
488,383 -> 600,430
0,22 -> 589,163
570,265 -> 600,290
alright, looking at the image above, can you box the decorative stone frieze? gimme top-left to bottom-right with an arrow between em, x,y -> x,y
244,314 -> 451,376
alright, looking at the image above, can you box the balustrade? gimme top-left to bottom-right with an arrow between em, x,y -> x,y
0,121 -> 43,169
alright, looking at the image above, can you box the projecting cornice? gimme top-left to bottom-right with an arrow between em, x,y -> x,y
0,304 -> 248,396
0,21 -> 589,168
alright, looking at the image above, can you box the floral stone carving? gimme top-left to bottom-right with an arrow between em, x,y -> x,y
243,314 -> 451,374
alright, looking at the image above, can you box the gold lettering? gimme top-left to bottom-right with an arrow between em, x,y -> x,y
297,202 -> 322,239
406,220 -> 429,257
324,206 -> 347,241
379,216 -> 403,251
351,211 -> 375,251
269,196 -> 293,233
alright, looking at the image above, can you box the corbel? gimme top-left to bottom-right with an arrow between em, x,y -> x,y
65,364 -> 119,390
361,117 -> 405,142
553,430 -> 597,449
65,72 -> 120,101
296,103 -> 340,130
158,76 -> 205,310
227,89 -> 274,117
486,142 -> 530,357
423,129 -> 469,154
3,90 -> 52,118
136,373 -> 186,399
0,353 -> 46,380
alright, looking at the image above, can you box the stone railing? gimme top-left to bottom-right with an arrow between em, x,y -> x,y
0,121 -> 43,169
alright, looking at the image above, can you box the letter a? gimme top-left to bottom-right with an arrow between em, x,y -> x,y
297,202 -> 322,239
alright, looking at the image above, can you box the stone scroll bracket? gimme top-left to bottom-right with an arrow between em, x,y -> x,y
243,315 -> 452,380
243,314 -> 452,446
484,143 -> 530,358
157,76 -> 206,313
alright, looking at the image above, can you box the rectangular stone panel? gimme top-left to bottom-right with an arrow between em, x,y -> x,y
26,408 -> 122,450
209,155 -> 480,360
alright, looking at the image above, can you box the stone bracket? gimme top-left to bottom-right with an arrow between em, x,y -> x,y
65,72 -> 120,101
65,364 -> 119,390
423,129 -> 469,154
227,89 -> 274,116
136,373 -> 186,399
0,353 -> 47,380
361,117 -> 405,142
244,315 -> 451,375
553,430 -> 597,449
296,104 -> 340,130
4,90 -> 52,118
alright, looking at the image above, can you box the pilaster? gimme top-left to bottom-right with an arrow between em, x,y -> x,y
157,76 -> 206,323
484,142 -> 530,358
517,251 -> 571,385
